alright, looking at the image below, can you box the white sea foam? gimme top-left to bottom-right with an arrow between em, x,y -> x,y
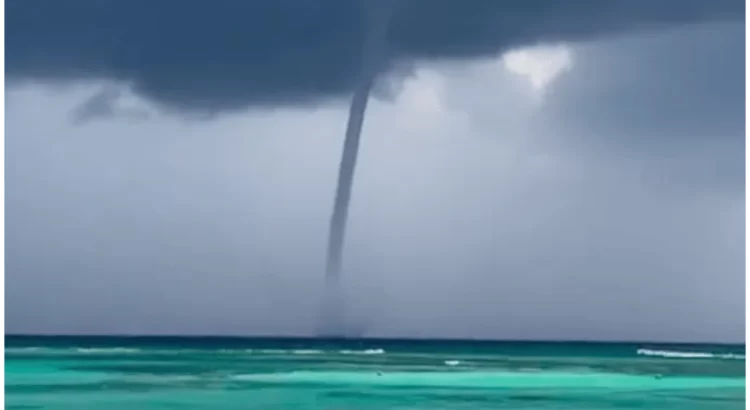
339,349 -> 385,355
637,348 -> 744,360
245,348 -> 325,355
291,349 -> 324,355
75,347 -> 141,353
444,360 -> 461,366
216,349 -> 255,354
6,347 -> 43,352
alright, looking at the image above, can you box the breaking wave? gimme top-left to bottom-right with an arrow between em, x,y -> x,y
637,348 -> 744,360
291,349 -> 324,355
76,348 -> 142,354
339,349 -> 385,355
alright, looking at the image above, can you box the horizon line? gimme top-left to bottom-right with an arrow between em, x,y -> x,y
4,334 -> 744,346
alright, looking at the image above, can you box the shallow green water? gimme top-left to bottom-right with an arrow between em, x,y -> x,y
5,336 -> 745,409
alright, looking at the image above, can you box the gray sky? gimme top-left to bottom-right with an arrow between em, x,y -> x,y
5,1 -> 745,342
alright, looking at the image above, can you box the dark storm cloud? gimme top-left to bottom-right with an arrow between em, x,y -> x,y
6,0 -> 743,112
540,23 -> 744,146
534,22 -> 745,193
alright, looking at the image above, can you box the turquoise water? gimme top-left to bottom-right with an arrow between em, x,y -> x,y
5,337 -> 745,409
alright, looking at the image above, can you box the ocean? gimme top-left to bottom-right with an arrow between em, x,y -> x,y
5,336 -> 745,409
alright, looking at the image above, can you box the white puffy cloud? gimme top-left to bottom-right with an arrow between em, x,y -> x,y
502,44 -> 574,95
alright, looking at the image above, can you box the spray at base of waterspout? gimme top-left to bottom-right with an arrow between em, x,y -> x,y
317,279 -> 345,336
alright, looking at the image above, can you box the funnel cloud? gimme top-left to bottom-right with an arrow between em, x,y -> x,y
321,1 -> 395,336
